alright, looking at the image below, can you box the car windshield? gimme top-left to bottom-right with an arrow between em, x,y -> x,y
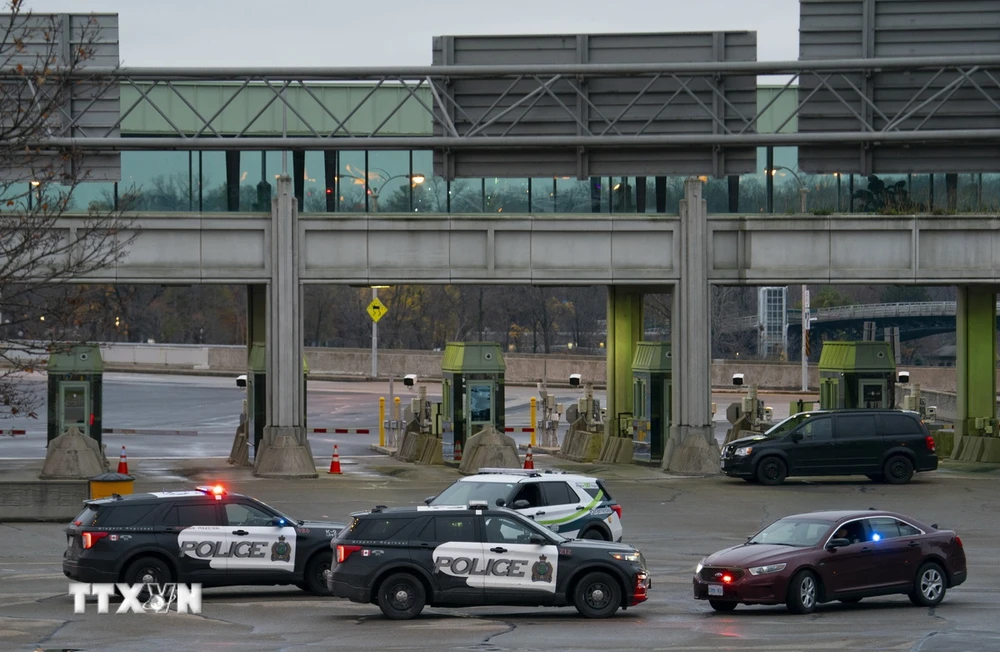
430,481 -> 516,507
763,412 -> 814,438
748,517 -> 833,547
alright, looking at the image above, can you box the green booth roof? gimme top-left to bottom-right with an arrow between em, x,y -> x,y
818,341 -> 896,373
441,342 -> 505,373
631,341 -> 672,372
47,344 -> 104,373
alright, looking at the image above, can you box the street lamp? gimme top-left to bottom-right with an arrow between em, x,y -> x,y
768,165 -> 809,213
338,167 -> 426,212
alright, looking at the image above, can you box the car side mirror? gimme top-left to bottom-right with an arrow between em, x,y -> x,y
495,498 -> 506,507
513,500 -> 530,509
271,517 -> 288,528
529,534 -> 546,545
826,537 -> 850,550
790,432 -> 803,443
424,496 -> 435,505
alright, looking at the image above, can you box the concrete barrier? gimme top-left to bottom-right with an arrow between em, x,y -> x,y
0,480 -> 90,521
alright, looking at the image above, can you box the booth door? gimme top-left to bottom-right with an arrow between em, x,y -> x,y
59,382 -> 90,435
466,382 -> 494,439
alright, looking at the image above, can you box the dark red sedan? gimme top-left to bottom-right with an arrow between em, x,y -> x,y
693,510 -> 967,614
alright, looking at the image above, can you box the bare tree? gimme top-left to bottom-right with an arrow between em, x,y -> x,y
0,4 -> 134,418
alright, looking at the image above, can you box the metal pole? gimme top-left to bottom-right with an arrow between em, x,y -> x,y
801,285 -> 810,391
379,396 -> 386,447
799,188 -> 808,213
371,287 -> 378,378
529,397 -> 537,448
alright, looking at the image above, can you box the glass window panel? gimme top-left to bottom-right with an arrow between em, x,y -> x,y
610,176 -> 637,213
238,151 -> 291,212
554,178 -> 591,213
338,151 -> 366,212
198,151 -> 228,212
485,178 -> 529,213
449,178 -> 484,213
411,150 -> 447,213
368,150 -> 411,213
302,151 -> 326,213
531,178 -> 556,213
590,177 -> 610,212
119,151 -> 191,212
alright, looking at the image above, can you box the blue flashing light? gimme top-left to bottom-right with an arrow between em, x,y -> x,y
872,533 -> 881,542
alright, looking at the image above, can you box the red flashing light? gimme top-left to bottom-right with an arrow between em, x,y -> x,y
82,531 -> 109,549
722,574 -> 733,584
212,484 -> 225,500
611,504 -> 623,520
336,544 -> 362,564
925,436 -> 936,452
326,188 -> 332,194
89,413 -> 94,426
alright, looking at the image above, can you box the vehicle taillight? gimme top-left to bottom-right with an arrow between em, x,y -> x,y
336,544 -> 362,564
955,536 -> 963,548
925,436 -> 936,452
610,504 -> 622,520
82,532 -> 109,549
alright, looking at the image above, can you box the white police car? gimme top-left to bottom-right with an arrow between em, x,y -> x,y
426,469 -> 624,541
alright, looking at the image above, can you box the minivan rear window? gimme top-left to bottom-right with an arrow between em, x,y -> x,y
880,413 -> 919,436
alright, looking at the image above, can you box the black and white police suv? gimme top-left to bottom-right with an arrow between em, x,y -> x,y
63,485 -> 344,594
327,501 -> 650,619
426,469 -> 625,542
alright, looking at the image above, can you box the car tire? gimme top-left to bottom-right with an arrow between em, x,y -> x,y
303,551 -> 332,595
377,573 -> 426,620
909,562 -> 946,607
581,528 -> 609,541
122,556 -> 173,600
883,455 -> 914,484
709,599 -> 737,612
756,457 -> 787,486
866,474 -> 884,483
786,570 -> 819,614
573,571 -> 622,618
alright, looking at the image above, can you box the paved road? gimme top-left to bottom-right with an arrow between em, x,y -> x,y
0,373 -> 808,462
0,458 -> 996,651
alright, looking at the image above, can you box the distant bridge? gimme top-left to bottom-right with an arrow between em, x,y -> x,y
720,301 -> 1000,342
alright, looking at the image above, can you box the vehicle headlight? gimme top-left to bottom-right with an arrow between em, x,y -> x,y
695,559 -> 705,574
609,551 -> 641,562
735,446 -> 753,456
747,563 -> 786,576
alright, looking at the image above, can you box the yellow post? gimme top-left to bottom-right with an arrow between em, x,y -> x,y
529,397 -> 537,447
379,397 -> 386,447
394,396 -> 401,424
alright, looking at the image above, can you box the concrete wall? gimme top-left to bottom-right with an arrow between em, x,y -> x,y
68,343 -> 973,393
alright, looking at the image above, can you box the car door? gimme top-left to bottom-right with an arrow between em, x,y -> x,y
784,416 -> 834,474
865,517 -> 925,588
161,502 -> 229,582
413,515 -> 485,605
480,513 -> 560,604
833,414 -> 881,473
817,519 -> 881,594
535,481 -> 586,538
222,500 -> 298,582
509,482 -> 546,521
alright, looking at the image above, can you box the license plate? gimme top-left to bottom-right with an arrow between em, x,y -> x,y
708,584 -> 724,596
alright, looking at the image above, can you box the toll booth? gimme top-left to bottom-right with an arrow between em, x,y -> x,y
441,342 -> 506,461
818,341 -> 896,410
631,342 -> 672,463
47,344 -> 104,446
245,344 -> 308,456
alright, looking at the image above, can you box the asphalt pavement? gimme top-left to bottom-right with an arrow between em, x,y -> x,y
1,455 -> 998,651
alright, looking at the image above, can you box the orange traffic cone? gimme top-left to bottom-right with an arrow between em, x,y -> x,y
454,440 -> 463,461
523,445 -> 534,470
117,446 -> 129,474
328,444 -> 342,474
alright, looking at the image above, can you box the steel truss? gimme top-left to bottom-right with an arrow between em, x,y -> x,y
3,55 -> 1000,152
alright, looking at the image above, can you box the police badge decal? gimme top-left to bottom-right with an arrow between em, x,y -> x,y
271,535 -> 292,562
531,555 -> 553,583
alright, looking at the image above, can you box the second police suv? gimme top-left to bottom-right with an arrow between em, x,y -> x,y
327,501 -> 650,619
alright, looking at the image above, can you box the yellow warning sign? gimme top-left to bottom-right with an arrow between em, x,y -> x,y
367,298 -> 387,323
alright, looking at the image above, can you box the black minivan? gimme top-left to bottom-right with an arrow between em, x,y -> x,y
720,409 -> 938,485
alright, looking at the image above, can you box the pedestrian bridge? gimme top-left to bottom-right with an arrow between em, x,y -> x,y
61,211 -> 1000,286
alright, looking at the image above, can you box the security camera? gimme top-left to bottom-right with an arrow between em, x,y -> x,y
897,371 -> 910,384
403,374 -> 417,387
236,374 -> 247,388
569,373 -> 582,387
927,406 -> 938,419
732,373 -> 744,387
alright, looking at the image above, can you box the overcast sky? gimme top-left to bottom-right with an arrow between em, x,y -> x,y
24,0 -> 801,67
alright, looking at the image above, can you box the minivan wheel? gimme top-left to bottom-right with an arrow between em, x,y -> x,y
883,455 -> 914,484
756,457 -> 787,486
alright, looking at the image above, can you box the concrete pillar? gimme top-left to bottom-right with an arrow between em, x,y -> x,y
605,287 -> 644,438
955,286 -> 997,441
253,174 -> 317,478
664,178 -> 721,474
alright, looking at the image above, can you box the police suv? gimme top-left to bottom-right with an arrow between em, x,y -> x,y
426,469 -> 624,542
327,502 -> 650,619
63,485 -> 344,594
